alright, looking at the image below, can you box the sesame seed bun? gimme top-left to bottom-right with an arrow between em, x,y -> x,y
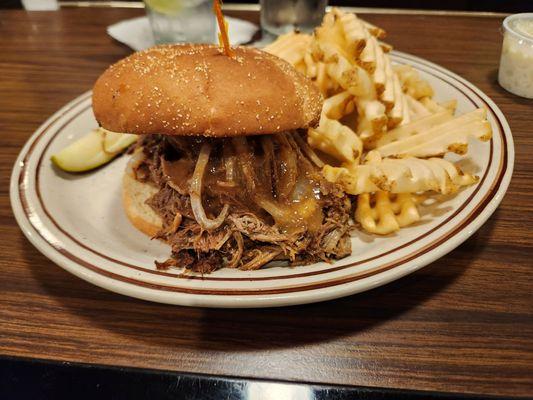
122,172 -> 162,237
92,44 -> 323,137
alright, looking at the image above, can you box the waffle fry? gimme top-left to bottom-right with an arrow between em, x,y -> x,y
380,53 -> 395,108
323,154 -> 478,195
317,43 -> 371,96
375,109 -> 492,158
333,8 -> 367,57
371,110 -> 454,148
405,94 -> 433,120
420,97 -> 443,113
369,36 -> 387,93
355,191 -> 422,234
358,35 -> 376,73
314,12 -> 351,62
388,72 -> 406,127
400,91 -> 411,125
439,99 -> 458,113
379,41 -> 393,53
308,117 -> 363,164
419,97 -> 459,114
394,64 -> 434,99
315,62 -> 332,95
323,91 -> 354,119
356,99 -> 387,141
303,52 -> 318,78
362,19 -> 387,39
263,31 -> 312,66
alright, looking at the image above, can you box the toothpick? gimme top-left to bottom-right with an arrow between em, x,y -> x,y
213,0 -> 234,57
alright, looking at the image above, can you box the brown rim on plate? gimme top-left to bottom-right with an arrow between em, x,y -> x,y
16,55 -> 508,295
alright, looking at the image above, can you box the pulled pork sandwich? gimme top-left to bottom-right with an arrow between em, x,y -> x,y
92,44 -> 352,273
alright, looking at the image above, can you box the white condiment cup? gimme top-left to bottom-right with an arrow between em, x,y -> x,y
498,13 -> 533,99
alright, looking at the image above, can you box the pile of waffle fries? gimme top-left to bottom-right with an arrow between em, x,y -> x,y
265,8 -> 492,235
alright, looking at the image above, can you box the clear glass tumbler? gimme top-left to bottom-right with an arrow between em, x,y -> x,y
260,0 -> 327,36
144,0 -> 216,44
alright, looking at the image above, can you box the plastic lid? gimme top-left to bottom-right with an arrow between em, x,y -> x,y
503,13 -> 533,43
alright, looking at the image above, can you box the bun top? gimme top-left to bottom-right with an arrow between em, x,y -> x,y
92,45 -> 322,137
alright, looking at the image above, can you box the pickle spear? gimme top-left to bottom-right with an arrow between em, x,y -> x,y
51,127 -> 137,172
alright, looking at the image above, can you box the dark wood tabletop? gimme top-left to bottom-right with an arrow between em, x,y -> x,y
0,7 -> 532,399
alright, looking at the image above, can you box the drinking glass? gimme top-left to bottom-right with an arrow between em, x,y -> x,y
144,0 -> 216,44
260,0 -> 327,36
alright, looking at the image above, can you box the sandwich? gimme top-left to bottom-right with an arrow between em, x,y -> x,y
92,44 -> 352,273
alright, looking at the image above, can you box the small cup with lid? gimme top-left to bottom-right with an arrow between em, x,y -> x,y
498,13 -> 533,99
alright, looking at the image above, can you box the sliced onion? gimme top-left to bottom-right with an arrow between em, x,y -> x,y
322,228 -> 343,253
260,136 -> 275,160
163,212 -> 183,235
255,197 -> 285,222
260,136 -> 276,196
226,232 -> 244,268
190,143 -> 229,231
293,133 -> 325,168
223,143 -> 236,183
162,157 -> 193,195
216,180 -> 237,188
241,248 -> 281,271
275,134 -> 298,199
232,137 -> 256,192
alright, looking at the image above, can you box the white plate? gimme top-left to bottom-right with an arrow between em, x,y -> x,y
10,52 -> 514,308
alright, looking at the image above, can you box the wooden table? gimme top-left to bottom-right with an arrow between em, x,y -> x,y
1,7 -> 532,399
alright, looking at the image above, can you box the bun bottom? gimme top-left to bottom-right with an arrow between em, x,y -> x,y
122,172 -> 162,237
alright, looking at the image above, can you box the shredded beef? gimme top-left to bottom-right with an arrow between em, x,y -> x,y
132,132 -> 352,273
